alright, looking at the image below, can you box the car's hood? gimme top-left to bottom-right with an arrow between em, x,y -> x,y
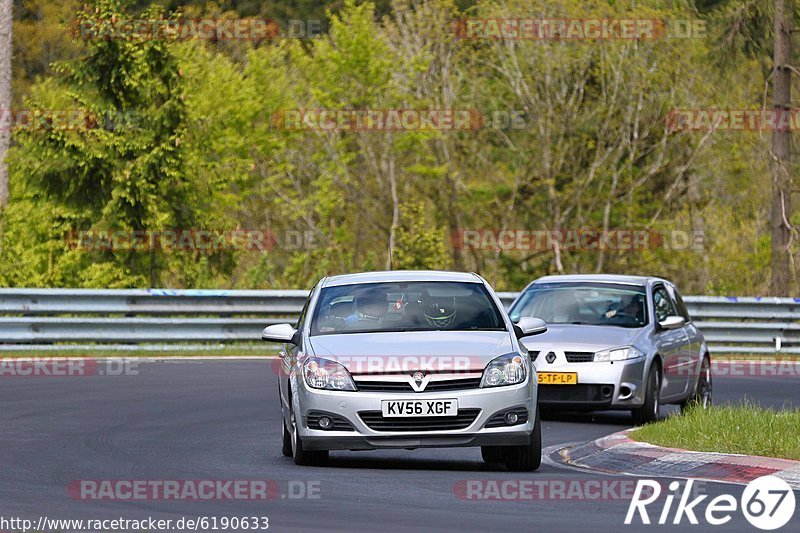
521,323 -> 645,352
309,330 -> 512,373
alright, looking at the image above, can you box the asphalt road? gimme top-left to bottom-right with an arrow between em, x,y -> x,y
0,359 -> 797,533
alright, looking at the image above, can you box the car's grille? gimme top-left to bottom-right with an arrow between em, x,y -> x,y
306,411 -> 355,431
425,378 -> 482,391
529,350 -> 540,361
356,381 -> 413,392
358,408 -> 481,432
565,351 -> 595,363
355,377 -> 482,393
538,384 -> 613,404
485,407 -> 529,428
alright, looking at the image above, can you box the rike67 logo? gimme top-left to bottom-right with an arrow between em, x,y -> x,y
626,476 -> 796,530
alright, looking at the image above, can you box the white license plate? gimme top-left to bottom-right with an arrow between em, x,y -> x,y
381,399 -> 458,417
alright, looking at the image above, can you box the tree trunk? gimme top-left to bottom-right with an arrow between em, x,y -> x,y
149,246 -> 157,288
386,134 -> 398,270
0,0 -> 12,208
771,0 -> 793,295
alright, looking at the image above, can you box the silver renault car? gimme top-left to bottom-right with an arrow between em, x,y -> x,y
508,275 -> 711,425
262,270 -> 547,470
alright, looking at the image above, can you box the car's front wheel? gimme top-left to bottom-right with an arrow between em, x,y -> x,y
281,420 -> 292,457
631,363 -> 661,425
680,356 -> 712,414
502,407 -> 542,472
290,411 -> 329,466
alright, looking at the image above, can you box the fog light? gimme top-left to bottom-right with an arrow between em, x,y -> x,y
505,412 -> 519,425
318,416 -> 332,429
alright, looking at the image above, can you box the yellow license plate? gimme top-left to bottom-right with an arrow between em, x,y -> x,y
537,372 -> 578,385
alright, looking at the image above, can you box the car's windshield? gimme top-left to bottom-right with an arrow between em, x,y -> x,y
309,281 -> 506,335
509,282 -> 648,328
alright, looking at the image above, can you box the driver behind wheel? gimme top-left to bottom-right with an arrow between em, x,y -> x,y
605,294 -> 644,323
345,288 -> 389,327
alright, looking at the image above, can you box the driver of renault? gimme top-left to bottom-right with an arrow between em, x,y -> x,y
605,294 -> 644,322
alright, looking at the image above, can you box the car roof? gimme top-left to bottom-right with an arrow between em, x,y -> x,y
321,270 -> 483,288
529,274 -> 667,287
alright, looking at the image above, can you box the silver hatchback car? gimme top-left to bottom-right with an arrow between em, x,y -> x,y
262,270 -> 547,470
509,275 -> 712,424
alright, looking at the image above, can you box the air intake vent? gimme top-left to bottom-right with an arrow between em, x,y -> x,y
358,409 -> 480,432
565,351 -> 595,363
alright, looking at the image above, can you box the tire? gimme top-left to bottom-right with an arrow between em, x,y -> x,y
680,356 -> 712,414
281,419 -> 292,457
481,446 -> 503,464
502,407 -> 542,472
290,411 -> 328,466
631,363 -> 661,425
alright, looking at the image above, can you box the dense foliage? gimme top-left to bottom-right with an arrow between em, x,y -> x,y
0,0 -> 783,293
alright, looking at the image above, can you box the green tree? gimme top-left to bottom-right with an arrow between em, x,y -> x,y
393,201 -> 448,270
4,0 -> 206,286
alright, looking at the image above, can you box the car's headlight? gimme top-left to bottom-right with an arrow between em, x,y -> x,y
593,346 -> 645,362
480,353 -> 527,387
303,357 -> 356,391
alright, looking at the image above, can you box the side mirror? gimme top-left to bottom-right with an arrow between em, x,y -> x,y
513,316 -> 548,339
658,316 -> 685,330
262,323 -> 299,344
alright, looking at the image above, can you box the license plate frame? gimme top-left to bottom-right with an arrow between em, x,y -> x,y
537,372 -> 578,385
380,399 -> 458,417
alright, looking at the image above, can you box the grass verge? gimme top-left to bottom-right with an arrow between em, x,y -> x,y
630,402 -> 800,461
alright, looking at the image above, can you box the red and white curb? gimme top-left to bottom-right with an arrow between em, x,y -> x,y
548,429 -> 800,490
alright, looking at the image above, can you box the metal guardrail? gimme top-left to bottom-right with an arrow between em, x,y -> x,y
0,288 -> 306,349
0,289 -> 798,353
687,296 -> 800,354
0,288 -> 309,315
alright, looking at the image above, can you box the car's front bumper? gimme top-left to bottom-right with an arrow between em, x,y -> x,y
293,379 -> 536,451
535,357 -> 647,410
